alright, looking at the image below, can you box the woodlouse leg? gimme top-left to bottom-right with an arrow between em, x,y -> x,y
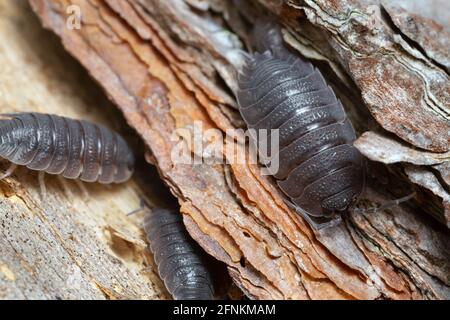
353,192 -> 416,215
38,171 -> 47,201
0,163 -> 17,180
57,176 -> 74,200
75,180 -> 89,200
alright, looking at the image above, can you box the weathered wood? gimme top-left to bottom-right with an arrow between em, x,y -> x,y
0,0 -> 171,300
20,0 -> 450,299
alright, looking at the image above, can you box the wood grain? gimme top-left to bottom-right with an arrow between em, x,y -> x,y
0,0 -> 171,300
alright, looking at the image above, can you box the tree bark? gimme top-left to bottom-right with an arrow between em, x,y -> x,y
13,0 -> 450,299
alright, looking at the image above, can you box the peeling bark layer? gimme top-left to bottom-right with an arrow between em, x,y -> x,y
28,0 -> 449,299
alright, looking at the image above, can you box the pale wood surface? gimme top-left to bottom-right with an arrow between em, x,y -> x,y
0,0 -> 170,300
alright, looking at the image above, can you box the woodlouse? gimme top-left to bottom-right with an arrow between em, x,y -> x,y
144,208 -> 215,300
0,113 -> 134,184
236,19 -> 366,229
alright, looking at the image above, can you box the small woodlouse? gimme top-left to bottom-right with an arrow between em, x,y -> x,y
144,208 -> 215,300
236,19 -> 366,229
0,113 -> 134,184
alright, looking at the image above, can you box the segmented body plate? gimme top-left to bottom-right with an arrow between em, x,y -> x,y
0,113 -> 134,183
144,209 -> 214,300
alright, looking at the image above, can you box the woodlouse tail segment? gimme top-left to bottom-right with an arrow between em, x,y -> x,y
353,192 -> 417,215
0,117 -> 16,159
239,50 -> 253,61
251,17 -> 284,55
143,208 -> 215,300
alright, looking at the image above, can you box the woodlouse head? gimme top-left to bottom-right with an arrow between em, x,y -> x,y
251,17 -> 284,53
112,135 -> 135,183
115,150 -> 135,183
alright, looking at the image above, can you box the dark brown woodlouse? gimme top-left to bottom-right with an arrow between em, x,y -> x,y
0,113 -> 134,184
236,19 -> 366,229
144,208 -> 215,300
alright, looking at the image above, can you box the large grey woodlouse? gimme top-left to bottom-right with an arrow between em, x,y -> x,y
144,208 -> 215,300
0,113 -> 134,185
236,19 -> 366,229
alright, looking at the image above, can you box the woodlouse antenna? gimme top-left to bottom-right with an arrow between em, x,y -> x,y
127,197 -> 148,216
353,192 -> 416,215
